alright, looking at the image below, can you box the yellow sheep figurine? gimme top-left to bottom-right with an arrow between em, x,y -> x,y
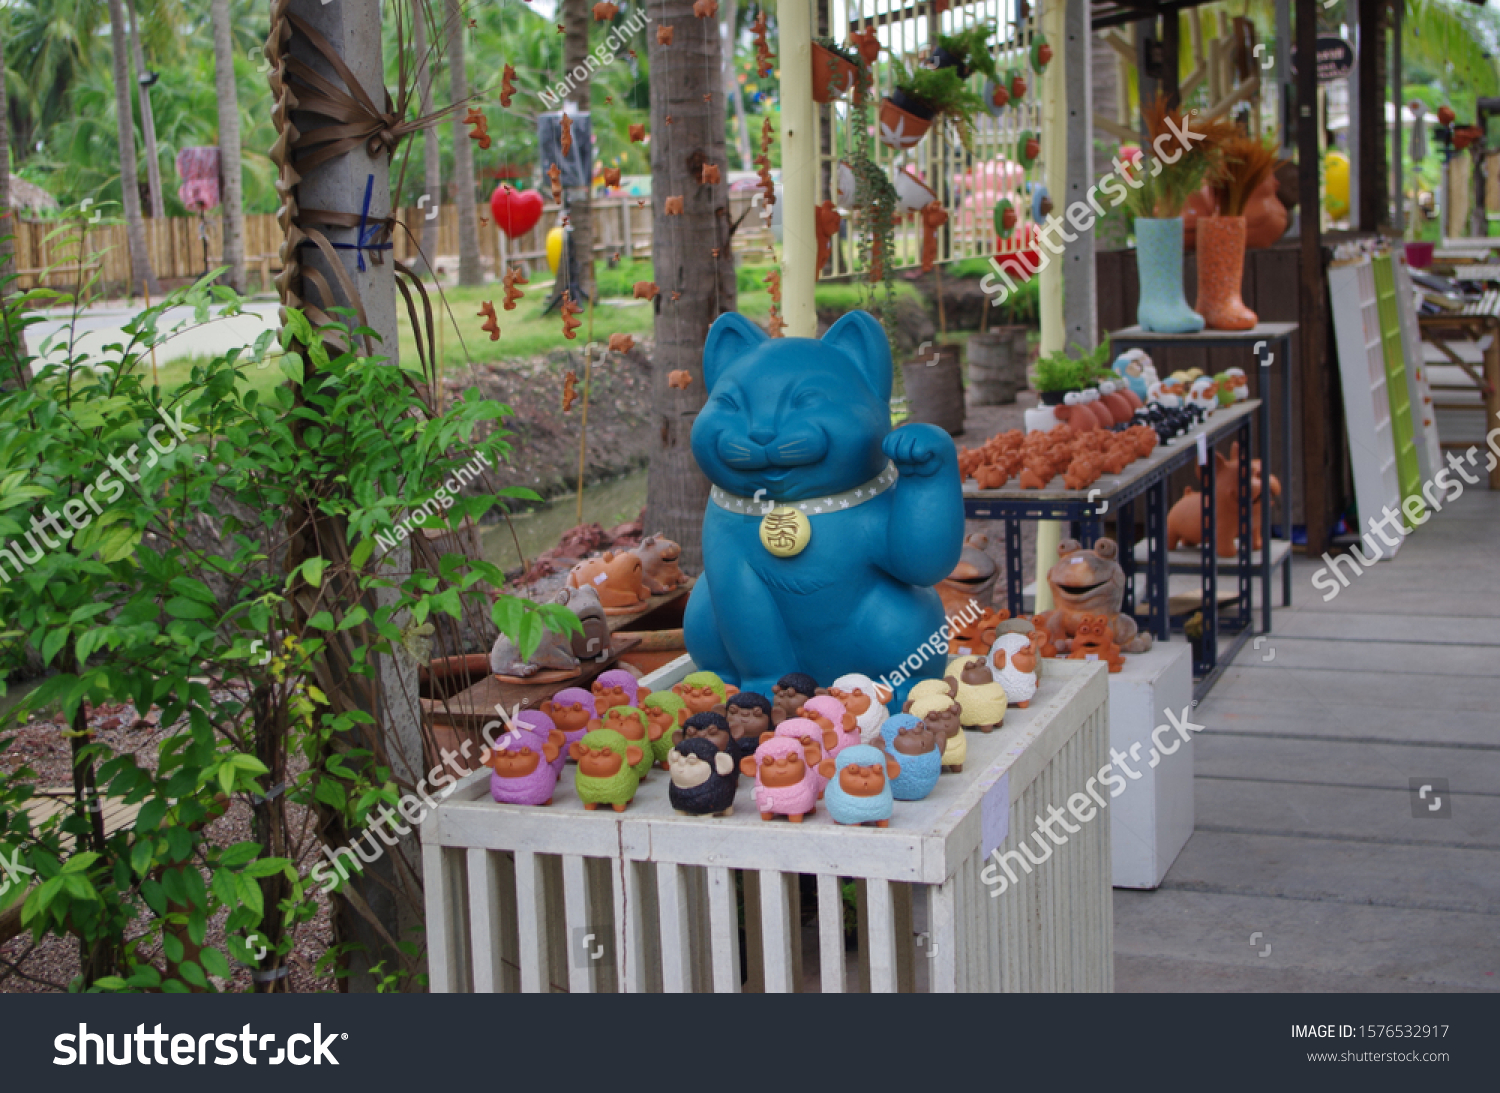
944,656 -> 1008,733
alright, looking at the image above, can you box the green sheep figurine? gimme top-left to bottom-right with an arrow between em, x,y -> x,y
571,729 -> 644,812
643,691 -> 689,769
597,705 -> 659,780
672,669 -> 733,715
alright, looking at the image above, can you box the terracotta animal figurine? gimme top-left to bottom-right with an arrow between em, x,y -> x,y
742,736 -> 831,822
592,668 -> 645,712
598,705 -> 659,779
489,585 -> 606,680
988,633 -> 1039,708
539,687 -> 598,753
1068,614 -> 1125,672
1032,538 -> 1151,655
675,710 -> 735,754
828,672 -> 891,743
724,691 -> 774,759
798,693 -> 860,756
634,534 -> 688,593
773,716 -> 839,797
944,656 -> 1008,733
824,744 -> 900,827
1166,441 -> 1280,556
569,550 -> 652,613
571,729 -> 643,811
511,708 -> 567,776
643,691 -> 689,768
878,714 -> 944,801
906,684 -> 965,773
483,727 -> 566,806
770,672 -> 819,726
685,311 -> 964,706
672,669 -> 730,714
668,737 -> 738,817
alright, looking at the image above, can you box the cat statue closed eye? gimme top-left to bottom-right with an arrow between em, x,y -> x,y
684,311 -> 964,706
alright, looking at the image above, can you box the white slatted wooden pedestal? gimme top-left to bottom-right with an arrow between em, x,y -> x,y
422,657 -> 1112,993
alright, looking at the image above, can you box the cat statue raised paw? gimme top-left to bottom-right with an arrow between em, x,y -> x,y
684,311 -> 964,706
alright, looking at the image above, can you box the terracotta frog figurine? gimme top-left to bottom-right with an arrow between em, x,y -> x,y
489,585 -> 605,681
1032,538 -> 1151,655
568,550 -> 651,614
1068,614 -> 1125,672
634,534 -> 688,593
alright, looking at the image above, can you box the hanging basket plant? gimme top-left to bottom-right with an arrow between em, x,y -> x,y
881,61 -> 984,151
927,21 -> 999,83
812,38 -> 862,103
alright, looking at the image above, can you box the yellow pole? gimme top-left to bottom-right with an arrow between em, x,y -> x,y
1033,0 -> 1068,613
778,0 -> 817,337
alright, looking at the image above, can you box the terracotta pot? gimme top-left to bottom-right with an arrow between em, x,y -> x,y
879,94 -> 934,149
1241,174 -> 1289,250
812,43 -> 859,103
1196,216 -> 1257,331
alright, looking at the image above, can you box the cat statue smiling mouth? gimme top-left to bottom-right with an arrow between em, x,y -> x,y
684,311 -> 965,705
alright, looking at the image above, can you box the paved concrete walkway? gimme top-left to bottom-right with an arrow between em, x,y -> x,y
1115,483 -> 1500,992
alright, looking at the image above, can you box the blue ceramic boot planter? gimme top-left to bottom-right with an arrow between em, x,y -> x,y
1135,217 -> 1204,334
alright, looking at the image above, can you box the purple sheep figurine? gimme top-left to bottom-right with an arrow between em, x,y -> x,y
514,708 -> 565,776
592,669 -> 646,713
484,727 -> 566,806
539,687 -> 600,754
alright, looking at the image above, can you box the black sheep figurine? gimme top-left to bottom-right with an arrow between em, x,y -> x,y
724,692 -> 774,760
667,737 -> 739,817
770,672 -> 819,726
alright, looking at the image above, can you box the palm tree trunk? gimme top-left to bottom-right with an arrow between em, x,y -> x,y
414,5 -> 440,277
105,0 -> 159,296
444,0 -> 483,285
563,0 -> 594,299
211,0 -> 245,292
643,0 -> 736,568
127,0 -> 166,220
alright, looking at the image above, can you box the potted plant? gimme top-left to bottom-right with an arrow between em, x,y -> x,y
928,21 -> 999,82
1123,95 -> 1237,333
1197,134 -> 1284,330
812,37 -> 863,103
881,60 -> 985,151
1032,342 -> 1111,405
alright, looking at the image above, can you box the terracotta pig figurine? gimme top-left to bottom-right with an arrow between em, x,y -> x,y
1032,538 -> 1151,655
568,550 -> 651,613
1166,441 -> 1279,556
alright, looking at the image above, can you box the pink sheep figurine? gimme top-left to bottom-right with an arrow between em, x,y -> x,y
515,709 -> 566,775
774,716 -> 841,797
484,727 -> 566,806
539,687 -> 600,753
798,694 -> 861,757
740,736 -> 833,823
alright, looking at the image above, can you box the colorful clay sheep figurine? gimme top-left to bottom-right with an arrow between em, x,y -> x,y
724,692 -> 774,760
944,656 -> 1008,733
538,687 -> 598,753
741,736 -> 832,823
770,672 -> 819,725
829,672 -> 892,743
571,729 -> 644,811
668,737 -> 739,817
598,705 -> 660,779
593,668 -> 646,712
878,714 -> 944,801
513,708 -> 567,776
906,684 -> 966,773
642,691 -> 689,768
672,669 -> 730,714
484,727 -> 566,806
798,694 -> 860,756
824,745 -> 901,827
676,710 -> 736,754
988,633 -> 1039,709
773,715 -> 840,797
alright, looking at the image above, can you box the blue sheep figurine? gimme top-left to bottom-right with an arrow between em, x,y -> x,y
824,743 -> 901,828
684,311 -> 965,708
878,713 -> 944,801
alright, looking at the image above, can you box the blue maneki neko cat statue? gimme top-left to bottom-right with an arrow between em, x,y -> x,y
684,311 -> 964,706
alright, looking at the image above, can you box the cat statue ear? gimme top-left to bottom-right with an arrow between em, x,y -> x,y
703,312 -> 770,391
821,311 -> 893,405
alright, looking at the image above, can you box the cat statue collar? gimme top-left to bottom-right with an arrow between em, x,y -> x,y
710,461 -> 899,558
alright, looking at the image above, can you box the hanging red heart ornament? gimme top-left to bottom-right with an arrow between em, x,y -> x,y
490,185 -> 545,238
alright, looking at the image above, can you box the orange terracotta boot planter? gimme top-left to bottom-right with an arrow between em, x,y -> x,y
1196,216 -> 1257,331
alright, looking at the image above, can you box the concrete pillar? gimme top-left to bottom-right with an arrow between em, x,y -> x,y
779,0 -> 817,337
